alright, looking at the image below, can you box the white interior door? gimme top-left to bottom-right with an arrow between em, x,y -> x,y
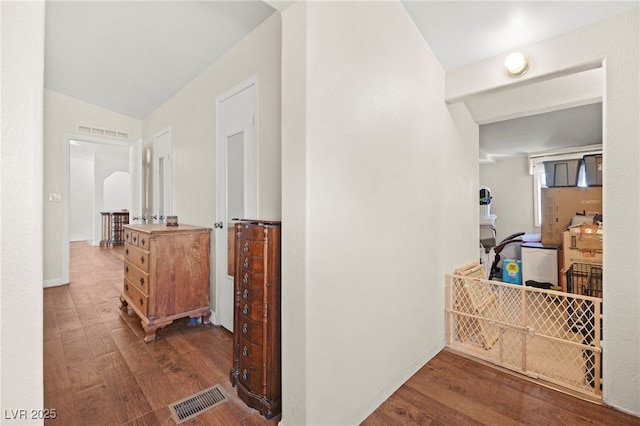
153,128 -> 172,223
129,139 -> 143,224
215,78 -> 257,331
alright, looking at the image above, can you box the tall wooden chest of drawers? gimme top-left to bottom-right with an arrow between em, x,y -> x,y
119,224 -> 211,342
230,220 -> 281,419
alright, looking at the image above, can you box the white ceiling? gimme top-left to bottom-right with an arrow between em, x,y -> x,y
45,1 -> 276,119
45,1 -> 639,159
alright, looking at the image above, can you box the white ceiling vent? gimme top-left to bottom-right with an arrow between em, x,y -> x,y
78,125 -> 129,140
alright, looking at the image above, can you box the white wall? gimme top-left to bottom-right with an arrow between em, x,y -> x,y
43,90 -> 141,282
142,13 -> 281,313
281,2 -> 478,424
142,13 -> 282,228
447,8 -> 640,417
70,156 -> 94,242
480,156 -> 537,242
103,171 -> 130,212
0,1 -> 45,421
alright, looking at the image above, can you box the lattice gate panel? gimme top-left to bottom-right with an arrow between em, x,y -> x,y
445,272 -> 602,399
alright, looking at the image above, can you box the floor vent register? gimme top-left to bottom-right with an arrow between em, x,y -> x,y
168,384 -> 230,424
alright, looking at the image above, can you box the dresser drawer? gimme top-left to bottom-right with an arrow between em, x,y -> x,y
239,300 -> 264,322
238,318 -> 263,346
239,253 -> 264,274
124,262 -> 150,295
238,361 -> 263,392
124,229 -> 138,246
239,286 -> 264,304
239,239 -> 265,257
239,336 -> 263,361
124,244 -> 149,273
238,224 -> 269,241
239,270 -> 265,289
138,233 -> 150,250
124,278 -> 148,316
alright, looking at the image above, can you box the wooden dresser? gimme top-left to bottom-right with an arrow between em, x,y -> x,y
119,223 -> 211,342
230,220 -> 281,419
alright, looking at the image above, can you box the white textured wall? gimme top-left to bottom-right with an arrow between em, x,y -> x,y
447,8 -> 640,417
142,13 -> 282,229
70,157 -> 94,242
1,1 -> 45,421
43,90 -> 142,281
480,156 -> 537,242
281,2 -> 478,424
103,171 -> 130,212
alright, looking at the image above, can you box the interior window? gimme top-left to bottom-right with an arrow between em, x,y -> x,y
530,147 -> 600,227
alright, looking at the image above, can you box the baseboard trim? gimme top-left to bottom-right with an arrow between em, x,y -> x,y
44,278 -> 68,288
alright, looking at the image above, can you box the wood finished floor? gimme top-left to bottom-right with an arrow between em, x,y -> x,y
44,242 -> 280,425
45,242 -> 640,425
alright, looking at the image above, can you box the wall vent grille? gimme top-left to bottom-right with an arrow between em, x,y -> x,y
78,125 -> 129,140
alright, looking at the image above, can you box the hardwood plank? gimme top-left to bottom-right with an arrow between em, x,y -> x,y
72,383 -> 121,425
96,351 -> 153,424
44,388 -> 79,426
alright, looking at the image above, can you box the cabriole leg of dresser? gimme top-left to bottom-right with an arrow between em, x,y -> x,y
119,295 -> 129,309
141,319 -> 174,343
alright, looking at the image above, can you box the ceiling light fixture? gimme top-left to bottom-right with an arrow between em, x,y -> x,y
504,52 -> 529,77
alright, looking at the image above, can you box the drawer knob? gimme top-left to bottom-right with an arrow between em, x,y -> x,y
243,258 -> 249,268
243,273 -> 249,284
140,256 -> 145,264
140,277 -> 145,286
139,298 -> 144,306
133,235 -> 137,242
125,283 -> 129,291
125,265 -> 129,274
242,369 -> 248,381
141,238 -> 145,245
242,346 -> 248,357
243,242 -> 249,253
125,248 -> 129,255
242,304 -> 249,315
243,289 -> 249,300
242,323 -> 248,334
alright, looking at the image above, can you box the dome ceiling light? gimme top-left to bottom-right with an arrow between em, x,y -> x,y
504,52 -> 529,77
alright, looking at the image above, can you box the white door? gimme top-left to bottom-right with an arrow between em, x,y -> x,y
129,139 -> 143,224
215,78 -> 257,331
153,128 -> 172,223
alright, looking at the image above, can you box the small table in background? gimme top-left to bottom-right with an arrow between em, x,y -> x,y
100,211 -> 130,247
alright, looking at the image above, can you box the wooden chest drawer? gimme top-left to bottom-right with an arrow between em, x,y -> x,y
239,253 -> 264,274
239,240 -> 265,257
238,317 -> 263,346
124,262 -> 150,295
138,233 -> 150,250
239,286 -> 264,304
238,224 -> 269,241
124,243 -> 149,273
238,361 -> 263,392
124,229 -> 138,246
239,336 -> 263,361
124,278 -> 148,316
239,270 -> 265,289
239,300 -> 264,322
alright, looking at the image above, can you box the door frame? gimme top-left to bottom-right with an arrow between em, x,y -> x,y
57,133 -> 131,288
214,75 -> 258,328
152,126 -> 172,223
